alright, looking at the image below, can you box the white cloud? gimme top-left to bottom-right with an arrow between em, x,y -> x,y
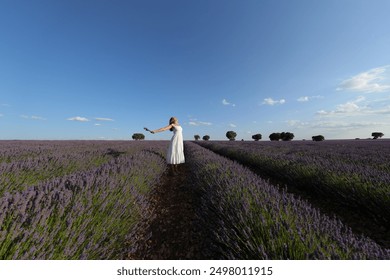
229,123 -> 237,128
317,97 -> 367,116
286,120 -> 304,126
95,117 -> 114,121
335,102 -> 360,113
188,120 -> 212,126
373,106 -> 390,114
317,110 -> 328,116
317,96 -> 390,117
95,123 -> 101,126
67,116 -> 90,122
222,99 -> 236,107
297,95 -> 323,102
263,98 -> 286,105
31,115 -> 46,120
312,120 -> 386,130
337,66 -> 390,93
21,115 -> 46,120
297,96 -> 309,102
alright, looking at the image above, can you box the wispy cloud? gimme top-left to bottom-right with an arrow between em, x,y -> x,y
317,97 -> 364,116
188,119 -> 212,126
32,115 -> 46,120
262,98 -> 286,105
372,106 -> 390,114
300,119 -> 389,139
229,123 -> 237,128
297,95 -> 324,102
317,96 -> 390,116
286,120 -> 308,127
311,120 -> 386,130
67,116 -> 90,122
297,96 -> 309,102
222,99 -> 236,107
95,117 -> 114,121
21,115 -> 46,120
337,66 -> 390,93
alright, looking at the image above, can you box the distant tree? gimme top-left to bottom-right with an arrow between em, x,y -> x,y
226,131 -> 237,141
312,135 -> 325,141
194,135 -> 200,141
372,132 -> 384,139
252,134 -> 262,141
281,132 -> 294,141
132,133 -> 145,140
269,132 -> 281,141
203,135 -> 210,141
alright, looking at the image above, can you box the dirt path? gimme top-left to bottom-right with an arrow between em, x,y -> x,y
126,164 -> 216,259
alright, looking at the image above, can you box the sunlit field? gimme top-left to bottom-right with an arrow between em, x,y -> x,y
1,140 -> 389,259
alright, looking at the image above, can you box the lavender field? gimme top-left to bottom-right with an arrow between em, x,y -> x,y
195,140 -> 390,236
0,140 -> 389,259
0,141 -> 167,259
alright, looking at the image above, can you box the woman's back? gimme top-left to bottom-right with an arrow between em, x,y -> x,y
168,125 -> 184,164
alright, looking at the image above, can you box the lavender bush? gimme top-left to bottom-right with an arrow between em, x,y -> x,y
185,142 -> 389,259
2,140 -> 388,260
0,141 -> 167,259
0,140 -> 170,195
196,140 -> 390,224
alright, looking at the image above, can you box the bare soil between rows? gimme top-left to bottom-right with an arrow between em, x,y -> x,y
126,164 -> 218,259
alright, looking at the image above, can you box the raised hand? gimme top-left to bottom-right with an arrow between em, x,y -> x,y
144,127 -> 154,134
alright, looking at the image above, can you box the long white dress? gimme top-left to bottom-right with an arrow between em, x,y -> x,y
167,125 -> 185,164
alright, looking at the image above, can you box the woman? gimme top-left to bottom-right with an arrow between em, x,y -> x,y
147,117 -> 185,175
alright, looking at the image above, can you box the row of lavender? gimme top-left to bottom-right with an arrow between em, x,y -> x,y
0,141 -> 159,195
0,141 -> 168,259
195,140 -> 390,226
185,142 -> 389,259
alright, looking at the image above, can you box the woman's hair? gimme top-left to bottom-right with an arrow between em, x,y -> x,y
169,117 -> 177,131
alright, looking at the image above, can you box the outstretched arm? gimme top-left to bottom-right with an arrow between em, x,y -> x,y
149,124 -> 173,134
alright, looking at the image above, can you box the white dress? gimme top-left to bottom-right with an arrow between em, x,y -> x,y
167,125 -> 185,164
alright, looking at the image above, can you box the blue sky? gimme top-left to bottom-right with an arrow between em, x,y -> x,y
1,0 -> 390,140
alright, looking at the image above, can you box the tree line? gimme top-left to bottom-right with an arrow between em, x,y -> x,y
131,131 -> 385,141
